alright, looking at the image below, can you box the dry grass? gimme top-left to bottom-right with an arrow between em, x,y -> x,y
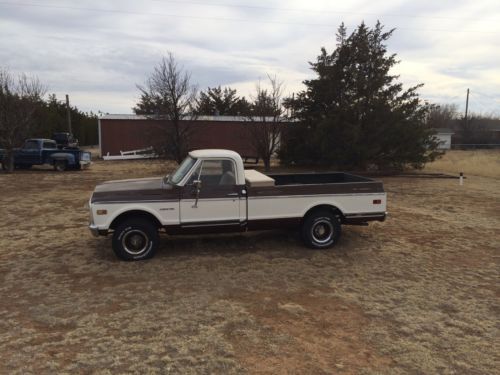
0,158 -> 498,374
424,149 -> 500,178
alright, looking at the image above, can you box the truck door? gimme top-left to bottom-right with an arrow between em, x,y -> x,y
18,140 -> 41,165
180,159 -> 242,229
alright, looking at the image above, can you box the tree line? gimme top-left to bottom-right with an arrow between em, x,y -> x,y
5,21 -> 490,174
427,104 -> 499,146
133,22 -> 449,171
0,68 -> 98,171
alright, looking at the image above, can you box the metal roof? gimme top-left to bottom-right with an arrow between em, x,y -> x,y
434,128 -> 455,134
100,114 -> 276,122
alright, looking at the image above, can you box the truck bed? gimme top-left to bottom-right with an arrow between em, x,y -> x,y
267,172 -> 372,186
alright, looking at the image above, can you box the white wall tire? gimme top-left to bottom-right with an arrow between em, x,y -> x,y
302,209 -> 341,249
112,219 -> 159,261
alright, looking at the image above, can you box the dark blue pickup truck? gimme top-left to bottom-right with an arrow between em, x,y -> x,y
0,138 -> 91,171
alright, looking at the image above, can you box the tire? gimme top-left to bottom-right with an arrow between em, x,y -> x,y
112,219 -> 159,261
54,160 -> 67,172
301,209 -> 341,249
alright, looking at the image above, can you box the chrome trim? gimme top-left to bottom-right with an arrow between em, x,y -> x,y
311,219 -> 334,244
181,198 -> 244,202
93,199 -> 179,204
181,221 -> 241,228
122,229 -> 149,255
248,192 -> 386,200
89,224 -> 100,237
344,212 -> 386,218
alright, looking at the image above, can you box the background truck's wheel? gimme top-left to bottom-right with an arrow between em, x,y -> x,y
112,219 -> 159,261
53,160 -> 67,172
302,209 -> 341,249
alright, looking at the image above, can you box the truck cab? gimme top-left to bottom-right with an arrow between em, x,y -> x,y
89,149 -> 387,261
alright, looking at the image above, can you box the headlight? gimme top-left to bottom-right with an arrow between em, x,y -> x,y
81,152 -> 91,161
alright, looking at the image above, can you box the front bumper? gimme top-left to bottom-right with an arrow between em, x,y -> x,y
89,223 -> 100,237
89,224 -> 108,237
80,160 -> 92,169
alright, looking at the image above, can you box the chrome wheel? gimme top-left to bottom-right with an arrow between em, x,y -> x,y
122,229 -> 149,255
311,219 -> 334,244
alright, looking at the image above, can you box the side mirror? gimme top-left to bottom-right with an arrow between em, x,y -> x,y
192,180 -> 202,208
193,179 -> 202,190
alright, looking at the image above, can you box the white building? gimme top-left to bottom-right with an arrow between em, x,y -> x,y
434,128 -> 454,150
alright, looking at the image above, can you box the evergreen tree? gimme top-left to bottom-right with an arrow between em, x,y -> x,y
281,22 -> 441,169
195,86 -> 251,116
34,94 -> 98,146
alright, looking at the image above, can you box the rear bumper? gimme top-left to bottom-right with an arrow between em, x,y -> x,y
343,211 -> 387,225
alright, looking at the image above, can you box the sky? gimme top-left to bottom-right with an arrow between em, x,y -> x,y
1,0 -> 499,115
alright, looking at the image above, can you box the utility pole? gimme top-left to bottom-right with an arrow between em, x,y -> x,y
65,94 -> 72,134
464,88 -> 469,127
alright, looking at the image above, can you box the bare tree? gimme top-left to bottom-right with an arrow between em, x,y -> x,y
247,75 -> 287,171
426,104 -> 458,129
0,69 -> 46,172
134,53 -> 198,163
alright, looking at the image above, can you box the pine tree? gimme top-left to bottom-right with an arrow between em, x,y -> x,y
282,22 -> 441,169
195,86 -> 251,116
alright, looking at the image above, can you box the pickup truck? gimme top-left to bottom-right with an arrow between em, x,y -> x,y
0,138 -> 91,171
89,149 -> 387,260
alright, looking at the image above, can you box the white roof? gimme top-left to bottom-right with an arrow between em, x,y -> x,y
189,149 -> 241,159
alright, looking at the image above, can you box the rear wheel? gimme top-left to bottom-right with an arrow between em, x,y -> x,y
112,219 -> 159,261
302,209 -> 341,249
54,160 -> 67,172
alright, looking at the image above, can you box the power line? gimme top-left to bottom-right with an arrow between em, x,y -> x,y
152,0 -> 499,23
0,1 -> 498,34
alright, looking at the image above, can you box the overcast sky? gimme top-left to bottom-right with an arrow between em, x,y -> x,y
1,0 -> 499,115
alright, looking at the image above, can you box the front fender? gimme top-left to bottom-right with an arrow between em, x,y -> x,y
93,204 -> 165,230
49,153 -> 76,165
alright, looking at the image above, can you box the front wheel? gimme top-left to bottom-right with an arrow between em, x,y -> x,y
301,210 -> 341,249
112,219 -> 159,261
54,160 -> 67,172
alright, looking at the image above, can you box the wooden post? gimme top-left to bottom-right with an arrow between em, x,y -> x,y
66,94 -> 72,134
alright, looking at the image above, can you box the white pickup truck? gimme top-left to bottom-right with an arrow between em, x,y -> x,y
89,149 -> 387,260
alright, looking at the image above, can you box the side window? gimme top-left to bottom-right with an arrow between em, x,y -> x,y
43,141 -> 56,149
23,140 -> 39,150
186,163 -> 202,185
196,160 -> 236,187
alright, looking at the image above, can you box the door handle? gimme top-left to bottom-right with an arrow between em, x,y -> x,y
226,193 -> 238,197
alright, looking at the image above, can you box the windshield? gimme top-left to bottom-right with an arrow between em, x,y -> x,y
169,156 -> 197,185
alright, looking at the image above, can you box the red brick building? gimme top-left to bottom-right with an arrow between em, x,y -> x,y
98,115 -> 276,158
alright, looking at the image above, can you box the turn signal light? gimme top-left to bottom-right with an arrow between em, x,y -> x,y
373,199 -> 382,205
96,209 -> 108,215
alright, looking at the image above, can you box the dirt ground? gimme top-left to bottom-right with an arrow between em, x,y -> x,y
0,154 -> 498,374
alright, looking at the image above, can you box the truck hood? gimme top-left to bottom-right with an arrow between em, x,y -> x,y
91,177 -> 179,203
95,177 -> 163,192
